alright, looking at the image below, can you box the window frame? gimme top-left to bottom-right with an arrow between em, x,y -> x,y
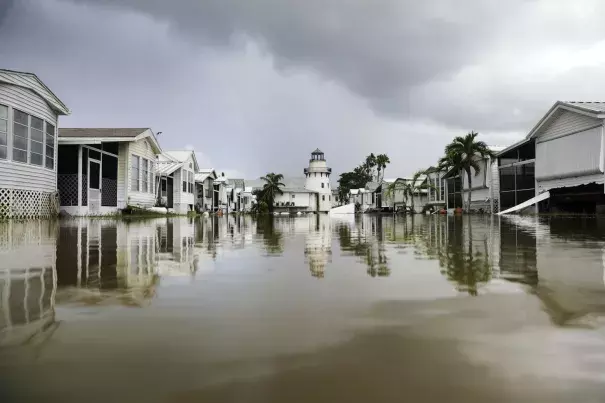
45,122 -> 55,169
141,158 -> 149,193
29,115 -> 44,166
131,154 -> 140,192
0,104 -> 7,160
12,108 -> 29,164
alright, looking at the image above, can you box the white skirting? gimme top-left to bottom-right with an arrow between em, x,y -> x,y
0,188 -> 58,218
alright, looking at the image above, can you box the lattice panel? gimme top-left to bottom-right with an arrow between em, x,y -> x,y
102,177 -> 118,207
81,174 -> 88,206
58,174 -> 79,206
0,188 -> 58,219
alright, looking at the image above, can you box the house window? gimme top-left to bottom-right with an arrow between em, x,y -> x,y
321,183 -> 324,188
45,122 -> 55,169
182,171 -> 188,193
131,155 -> 140,191
13,109 -> 29,163
322,195 -> 325,201
29,116 -> 44,166
292,194 -> 295,199
188,171 -> 194,193
329,196 -> 331,201
0,104 -> 7,159
142,158 -> 149,192
149,160 -> 154,193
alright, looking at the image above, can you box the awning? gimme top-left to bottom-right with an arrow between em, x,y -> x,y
497,191 -> 550,215
156,161 -> 183,176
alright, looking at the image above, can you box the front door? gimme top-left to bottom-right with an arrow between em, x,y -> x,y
89,159 -> 101,215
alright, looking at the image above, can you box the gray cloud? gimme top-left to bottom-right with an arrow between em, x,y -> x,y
65,0 -> 521,117
3,0 -> 605,179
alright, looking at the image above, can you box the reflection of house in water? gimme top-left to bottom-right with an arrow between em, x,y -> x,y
155,218 -> 196,276
534,218 -> 605,325
497,216 -> 538,285
304,215 -> 332,278
55,219 -> 158,306
0,221 -> 57,346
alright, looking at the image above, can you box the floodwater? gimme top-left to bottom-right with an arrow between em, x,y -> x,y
1,215 -> 605,402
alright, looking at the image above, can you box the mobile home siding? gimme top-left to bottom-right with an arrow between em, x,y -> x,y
0,71 -> 66,115
538,110 -> 601,142
126,138 -> 157,208
0,83 -> 58,193
117,143 -> 128,208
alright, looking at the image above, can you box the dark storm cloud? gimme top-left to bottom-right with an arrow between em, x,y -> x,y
4,0 -> 605,177
0,0 -> 15,27
65,0 -> 523,117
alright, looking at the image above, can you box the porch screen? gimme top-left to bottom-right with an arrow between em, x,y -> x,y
536,127 -> 602,181
102,153 -> 118,207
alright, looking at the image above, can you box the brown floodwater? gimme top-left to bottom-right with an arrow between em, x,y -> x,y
1,214 -> 605,402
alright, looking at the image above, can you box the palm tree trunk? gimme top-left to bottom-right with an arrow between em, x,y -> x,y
466,169 -> 472,212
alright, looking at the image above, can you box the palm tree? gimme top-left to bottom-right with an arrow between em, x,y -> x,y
403,171 -> 428,213
443,132 -> 495,211
259,173 -> 285,213
364,153 -> 377,180
375,154 -> 390,182
384,171 -> 428,213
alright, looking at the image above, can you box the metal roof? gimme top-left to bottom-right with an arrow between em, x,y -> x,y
60,128 -> 148,138
311,148 -> 323,154
564,101 -> 605,113
156,161 -> 183,176
365,181 -> 380,192
194,172 -> 210,182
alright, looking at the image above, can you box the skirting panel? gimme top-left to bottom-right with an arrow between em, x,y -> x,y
0,188 -> 59,219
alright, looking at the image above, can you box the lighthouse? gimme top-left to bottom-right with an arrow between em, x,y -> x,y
304,149 -> 332,212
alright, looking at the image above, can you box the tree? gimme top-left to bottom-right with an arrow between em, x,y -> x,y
442,132 -> 495,211
364,153 -> 377,180
375,154 -> 390,182
257,173 -> 285,213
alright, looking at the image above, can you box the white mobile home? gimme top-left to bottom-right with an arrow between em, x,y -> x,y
58,128 -> 162,215
443,146 -> 502,213
425,168 -> 446,210
156,150 -> 199,214
0,69 -> 70,218
194,168 -> 218,212
379,176 -> 428,212
525,101 -> 605,214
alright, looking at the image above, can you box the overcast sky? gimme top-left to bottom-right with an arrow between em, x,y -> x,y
2,0 -> 605,179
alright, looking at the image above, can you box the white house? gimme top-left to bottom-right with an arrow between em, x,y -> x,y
213,174 -> 231,213
156,150 -> 199,214
194,168 -> 218,212
442,146 -> 502,213
244,149 -> 333,214
425,167 -> 446,211
0,69 -> 70,218
523,101 -> 605,214
58,128 -> 162,215
380,176 -> 429,212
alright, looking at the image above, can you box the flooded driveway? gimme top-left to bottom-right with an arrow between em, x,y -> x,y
1,215 -> 605,402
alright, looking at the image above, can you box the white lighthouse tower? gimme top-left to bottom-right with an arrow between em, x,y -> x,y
304,149 -> 332,212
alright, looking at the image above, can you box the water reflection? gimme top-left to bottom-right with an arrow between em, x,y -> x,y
2,214 -> 605,401
0,221 -> 57,347
0,214 -> 604,340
